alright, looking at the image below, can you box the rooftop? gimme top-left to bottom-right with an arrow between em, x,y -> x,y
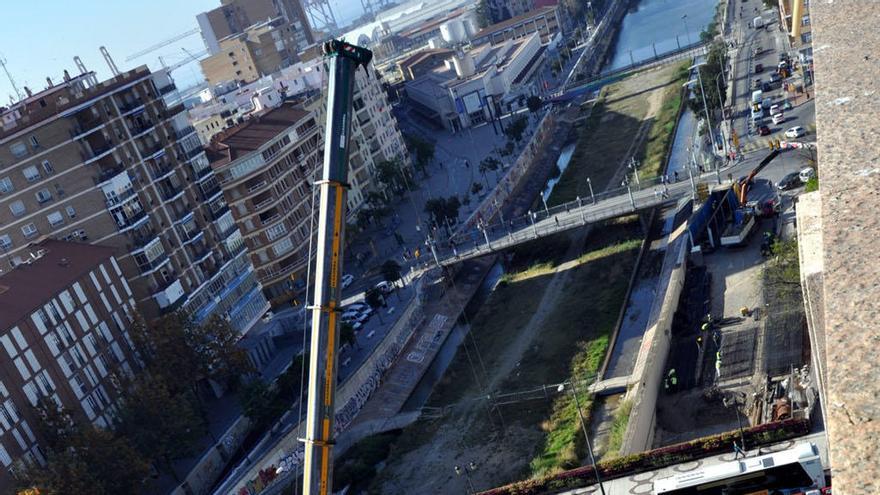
473,5 -> 558,40
0,240 -> 116,331
206,102 -> 310,165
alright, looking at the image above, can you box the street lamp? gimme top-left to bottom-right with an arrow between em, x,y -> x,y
621,177 -> 635,210
723,392 -> 748,457
685,62 -> 719,159
557,382 -> 606,495
586,177 -> 595,204
454,461 -> 478,494
681,14 -> 692,45
628,157 -> 640,188
714,73 -> 729,158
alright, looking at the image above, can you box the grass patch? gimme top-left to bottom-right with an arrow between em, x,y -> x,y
638,62 -> 690,178
602,399 -> 633,461
804,176 -> 818,192
549,63 -> 688,206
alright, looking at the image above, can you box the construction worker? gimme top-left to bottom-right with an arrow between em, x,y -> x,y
740,306 -> 751,317
715,351 -> 723,379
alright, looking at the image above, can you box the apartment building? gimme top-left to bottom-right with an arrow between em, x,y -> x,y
0,240 -> 137,488
0,65 -> 268,338
778,0 -> 813,55
197,0 -> 313,56
200,18 -> 301,87
472,5 -> 562,46
207,103 -> 322,301
191,50 -> 408,225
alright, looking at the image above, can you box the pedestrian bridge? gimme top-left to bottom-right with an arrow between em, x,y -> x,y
430,173 -> 716,267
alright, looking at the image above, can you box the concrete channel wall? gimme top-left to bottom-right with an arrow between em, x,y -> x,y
223,279 -> 427,495
621,228 -> 690,454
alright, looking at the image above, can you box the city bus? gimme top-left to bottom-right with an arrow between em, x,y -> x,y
653,442 -> 826,494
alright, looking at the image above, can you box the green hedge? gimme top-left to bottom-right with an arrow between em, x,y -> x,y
478,419 -> 810,495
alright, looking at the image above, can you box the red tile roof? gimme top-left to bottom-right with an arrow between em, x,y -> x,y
206,103 -> 310,164
0,240 -> 116,330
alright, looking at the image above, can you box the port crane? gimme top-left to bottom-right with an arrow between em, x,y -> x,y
301,39 -> 372,495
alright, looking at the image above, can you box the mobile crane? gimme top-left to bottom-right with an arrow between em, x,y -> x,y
301,39 -> 372,495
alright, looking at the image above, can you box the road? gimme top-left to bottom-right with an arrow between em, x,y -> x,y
429,143 -> 814,266
726,0 -> 816,154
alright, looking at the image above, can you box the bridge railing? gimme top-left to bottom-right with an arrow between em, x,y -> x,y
435,177 -> 696,263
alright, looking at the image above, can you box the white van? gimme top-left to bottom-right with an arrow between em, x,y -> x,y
751,90 -> 763,104
753,17 -> 765,29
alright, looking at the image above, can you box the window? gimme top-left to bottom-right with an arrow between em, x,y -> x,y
801,15 -> 810,26
9,200 -> 25,217
0,235 -> 11,250
35,189 -> 52,204
65,206 -> 76,218
21,223 -> 37,238
801,32 -> 812,43
47,211 -> 64,226
9,142 -> 27,158
29,136 -> 40,148
22,166 -> 40,182
0,177 -> 12,194
41,160 -> 53,175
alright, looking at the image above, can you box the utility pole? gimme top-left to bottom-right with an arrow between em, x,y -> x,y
301,39 -> 372,495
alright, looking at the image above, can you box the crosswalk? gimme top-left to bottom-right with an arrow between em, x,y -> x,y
737,122 -> 816,153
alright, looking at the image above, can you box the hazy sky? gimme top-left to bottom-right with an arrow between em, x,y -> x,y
0,0 -> 367,102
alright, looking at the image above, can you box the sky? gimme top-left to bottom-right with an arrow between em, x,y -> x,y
0,0 -> 366,103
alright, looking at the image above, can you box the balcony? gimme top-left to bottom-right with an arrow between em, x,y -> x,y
130,121 -> 156,139
138,253 -> 169,275
174,125 -> 196,140
117,210 -> 149,232
166,103 -> 185,117
207,205 -> 230,222
130,227 -> 158,249
142,141 -> 166,158
153,278 -> 185,312
181,230 -> 205,246
194,249 -> 213,266
106,188 -> 137,209
172,209 -> 194,225
194,165 -> 214,180
117,98 -> 144,114
178,146 -> 204,162
218,223 -> 238,241
261,213 -> 281,226
82,143 -> 115,165
159,179 -> 185,201
94,165 -> 126,186
246,180 -> 269,194
200,183 -> 222,201
253,194 -> 274,211
225,242 -> 247,262
150,162 -> 175,181
69,118 -> 103,140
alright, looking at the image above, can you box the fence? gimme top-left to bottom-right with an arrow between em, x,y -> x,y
225,278 -> 429,495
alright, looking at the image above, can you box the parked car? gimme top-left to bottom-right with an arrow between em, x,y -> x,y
758,125 -> 772,136
341,273 -> 355,288
755,63 -> 764,73
769,104 -> 782,116
776,171 -> 802,190
261,311 -> 274,323
799,167 -> 816,183
374,280 -> 394,293
342,309 -> 361,320
346,302 -> 368,312
785,126 -> 806,138
772,113 -> 785,125
762,82 -> 772,92
769,72 -> 782,83
753,78 -> 763,89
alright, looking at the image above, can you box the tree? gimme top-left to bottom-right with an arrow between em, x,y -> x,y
404,135 -> 435,174
381,260 -> 403,288
527,95 -> 543,115
20,401 -> 150,495
424,196 -> 462,234
376,159 -> 407,193
238,379 -> 286,429
472,181 -> 484,195
504,116 -> 529,142
340,322 -> 358,349
479,156 -> 502,185
365,289 -> 386,324
115,376 -> 206,476
688,41 -> 728,119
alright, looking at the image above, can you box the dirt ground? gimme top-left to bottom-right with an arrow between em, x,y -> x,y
371,65 -> 687,494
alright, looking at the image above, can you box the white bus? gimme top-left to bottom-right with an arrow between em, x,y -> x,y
653,442 -> 826,494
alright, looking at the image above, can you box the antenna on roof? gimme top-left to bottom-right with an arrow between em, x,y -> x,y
0,54 -> 24,102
